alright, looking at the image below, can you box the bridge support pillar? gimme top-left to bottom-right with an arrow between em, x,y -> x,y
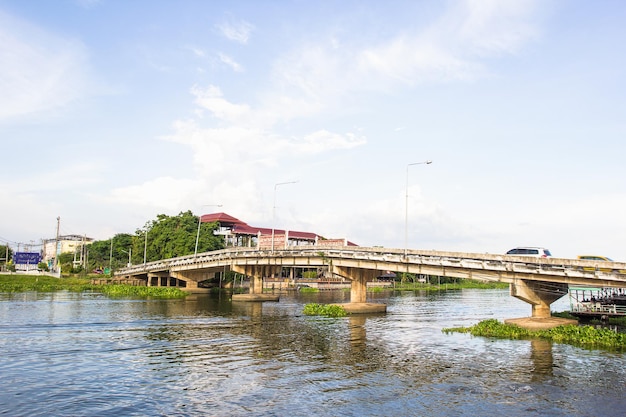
510,279 -> 568,319
333,266 -> 386,314
231,265 -> 279,302
170,271 -> 201,290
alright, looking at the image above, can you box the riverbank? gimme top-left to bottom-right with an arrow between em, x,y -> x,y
0,274 -> 187,298
0,274 -> 94,292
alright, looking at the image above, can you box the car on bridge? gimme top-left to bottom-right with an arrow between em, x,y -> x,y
577,255 -> 621,273
506,247 -> 552,258
577,255 -> 613,261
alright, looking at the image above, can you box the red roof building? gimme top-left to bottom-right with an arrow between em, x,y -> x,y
200,212 -> 357,249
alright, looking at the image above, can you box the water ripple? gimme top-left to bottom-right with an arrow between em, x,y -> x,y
0,290 -> 624,416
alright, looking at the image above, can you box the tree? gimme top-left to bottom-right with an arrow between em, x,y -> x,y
0,244 -> 12,264
57,252 -> 82,274
86,233 -> 134,272
85,211 -> 224,272
144,211 -> 223,260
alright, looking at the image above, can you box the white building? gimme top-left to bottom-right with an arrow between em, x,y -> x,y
43,234 -> 94,262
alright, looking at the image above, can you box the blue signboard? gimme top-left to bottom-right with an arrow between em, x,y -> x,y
14,252 -> 42,265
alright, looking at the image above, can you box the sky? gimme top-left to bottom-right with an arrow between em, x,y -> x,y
1,0 -> 625,260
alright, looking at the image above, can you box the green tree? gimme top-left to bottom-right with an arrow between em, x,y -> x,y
0,245 -> 12,264
86,211 -> 224,273
86,233 -> 134,272
57,252 -> 83,274
146,211 -> 223,259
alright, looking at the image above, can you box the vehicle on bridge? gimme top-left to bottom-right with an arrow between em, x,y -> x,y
577,255 -> 624,273
506,247 -> 552,258
577,255 -> 613,261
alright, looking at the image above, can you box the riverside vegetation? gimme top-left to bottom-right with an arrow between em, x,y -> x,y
0,275 -> 187,298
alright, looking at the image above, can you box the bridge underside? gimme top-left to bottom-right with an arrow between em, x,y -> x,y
509,279 -> 568,319
227,264 -> 386,311
121,264 -> 572,317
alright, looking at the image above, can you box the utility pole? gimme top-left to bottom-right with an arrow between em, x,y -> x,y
53,216 -> 60,271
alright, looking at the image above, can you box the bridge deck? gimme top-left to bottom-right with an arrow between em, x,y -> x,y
116,246 -> 626,289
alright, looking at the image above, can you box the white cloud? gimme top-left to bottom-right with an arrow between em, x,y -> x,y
289,130 -> 366,154
107,177 -> 199,211
5,1 -> 545,246
0,11 -> 90,121
358,36 -> 481,85
191,84 -> 251,122
138,0 -> 541,245
216,19 -> 254,44
218,52 -> 244,72
455,0 -> 539,55
271,0 -> 539,98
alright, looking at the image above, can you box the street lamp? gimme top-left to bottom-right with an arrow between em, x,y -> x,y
195,204 -> 223,256
405,160 -> 432,258
272,181 -> 298,252
120,247 -> 132,267
143,227 -> 148,266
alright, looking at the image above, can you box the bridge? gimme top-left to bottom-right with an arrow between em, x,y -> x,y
115,246 -> 626,320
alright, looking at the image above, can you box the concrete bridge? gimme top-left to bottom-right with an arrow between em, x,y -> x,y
114,246 -> 626,320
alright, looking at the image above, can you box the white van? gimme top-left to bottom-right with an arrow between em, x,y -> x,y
506,247 -> 552,258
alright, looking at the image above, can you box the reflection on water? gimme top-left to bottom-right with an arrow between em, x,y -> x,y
530,339 -> 554,378
0,289 -> 625,416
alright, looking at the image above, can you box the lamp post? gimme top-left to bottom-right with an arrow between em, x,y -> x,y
195,204 -> 223,257
272,181 -> 298,253
143,227 -> 148,266
120,247 -> 132,267
405,160 -> 432,258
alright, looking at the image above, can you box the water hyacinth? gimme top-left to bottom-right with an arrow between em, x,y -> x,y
99,284 -> 188,299
0,275 -> 95,292
0,275 -> 187,299
303,303 -> 348,318
443,319 -> 626,351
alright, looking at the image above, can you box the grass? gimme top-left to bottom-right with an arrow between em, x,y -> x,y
303,303 -> 348,317
0,274 -> 187,299
443,318 -> 626,351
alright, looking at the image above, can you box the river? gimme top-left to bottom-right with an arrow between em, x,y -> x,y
0,288 -> 624,416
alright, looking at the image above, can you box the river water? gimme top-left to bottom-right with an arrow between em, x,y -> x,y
0,289 -> 624,417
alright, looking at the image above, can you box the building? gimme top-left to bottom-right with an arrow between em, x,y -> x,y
43,234 -> 94,263
199,212 -> 357,249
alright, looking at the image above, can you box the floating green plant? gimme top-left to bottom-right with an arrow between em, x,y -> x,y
443,319 -> 626,351
303,303 -> 347,317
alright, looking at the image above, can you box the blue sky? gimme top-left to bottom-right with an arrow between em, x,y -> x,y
1,0 -> 625,259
